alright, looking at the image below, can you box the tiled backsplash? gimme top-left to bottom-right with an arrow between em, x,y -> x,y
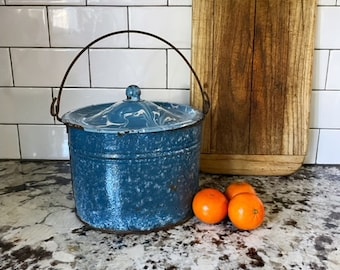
0,0 -> 339,165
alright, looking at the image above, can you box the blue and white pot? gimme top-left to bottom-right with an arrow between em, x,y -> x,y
51,30 -> 209,233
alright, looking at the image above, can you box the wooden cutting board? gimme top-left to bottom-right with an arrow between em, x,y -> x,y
191,0 -> 317,175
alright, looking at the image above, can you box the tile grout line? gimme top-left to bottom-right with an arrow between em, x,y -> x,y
87,49 -> 92,88
315,128 -> 321,164
324,50 -> 331,90
16,124 -> 22,159
46,6 -> 51,48
8,47 -> 15,87
127,6 -> 130,48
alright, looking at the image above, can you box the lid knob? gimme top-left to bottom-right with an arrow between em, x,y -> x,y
126,85 -> 141,101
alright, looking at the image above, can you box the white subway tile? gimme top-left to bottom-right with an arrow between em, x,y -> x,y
90,49 -> 166,88
52,88 -> 126,117
326,50 -> 340,89
19,125 -> 69,160
129,7 -> 192,48
169,0 -> 192,5
312,50 -> 329,89
7,0 -> 85,4
317,129 -> 340,164
0,88 -> 54,124
168,49 -> 191,89
0,48 -> 13,86
168,89 -> 190,104
11,48 -> 89,87
0,7 -> 49,47
141,89 -> 190,104
304,129 -> 319,164
310,91 -> 340,128
0,125 -> 20,159
318,0 -> 336,5
87,0 -> 166,5
315,7 -> 340,49
49,7 -> 128,48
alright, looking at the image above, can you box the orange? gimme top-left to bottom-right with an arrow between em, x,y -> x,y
225,181 -> 256,200
192,188 -> 229,224
228,193 -> 265,230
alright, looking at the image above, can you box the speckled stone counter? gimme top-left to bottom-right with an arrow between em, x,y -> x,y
0,161 -> 339,270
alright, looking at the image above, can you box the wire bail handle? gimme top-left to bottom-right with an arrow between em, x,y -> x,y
50,30 -> 210,122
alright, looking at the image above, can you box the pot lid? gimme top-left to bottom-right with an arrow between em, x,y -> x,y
62,85 -> 203,134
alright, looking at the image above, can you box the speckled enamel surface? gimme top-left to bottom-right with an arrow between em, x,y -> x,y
1,161 -> 339,269
67,123 -> 202,232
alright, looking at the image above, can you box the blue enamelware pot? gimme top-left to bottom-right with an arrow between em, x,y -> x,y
51,30 -> 210,233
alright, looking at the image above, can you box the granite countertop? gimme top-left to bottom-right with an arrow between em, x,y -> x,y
0,161 -> 339,270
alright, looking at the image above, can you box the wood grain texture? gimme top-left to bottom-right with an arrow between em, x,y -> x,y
250,0 -> 316,156
212,1 -> 255,154
192,0 -> 317,175
200,154 -> 306,176
191,0 -> 214,152
250,0 -> 290,155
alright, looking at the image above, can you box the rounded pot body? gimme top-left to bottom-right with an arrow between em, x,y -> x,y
67,121 -> 202,233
